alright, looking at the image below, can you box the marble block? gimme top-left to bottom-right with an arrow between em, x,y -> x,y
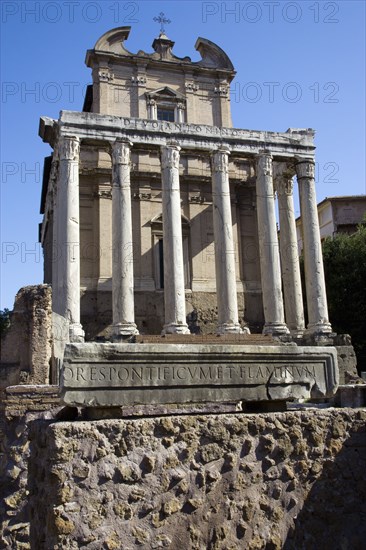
60,343 -> 339,408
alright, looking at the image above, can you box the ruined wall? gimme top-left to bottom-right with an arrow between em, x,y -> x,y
0,385 -> 60,548
0,285 -> 53,389
28,409 -> 366,550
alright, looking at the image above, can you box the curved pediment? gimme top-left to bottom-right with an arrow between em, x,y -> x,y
194,37 -> 235,71
87,27 -> 235,75
93,26 -> 132,55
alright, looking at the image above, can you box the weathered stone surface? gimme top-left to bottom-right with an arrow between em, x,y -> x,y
28,409 -> 366,549
0,385 -> 60,549
61,343 -> 339,407
0,285 -> 53,388
334,344 -> 359,383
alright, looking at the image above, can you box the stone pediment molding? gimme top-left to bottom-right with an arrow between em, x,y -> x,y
146,87 -> 186,103
93,26 -> 132,55
194,37 -> 235,71
86,27 -> 235,78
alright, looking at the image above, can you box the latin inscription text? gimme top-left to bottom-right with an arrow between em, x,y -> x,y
62,363 -> 318,388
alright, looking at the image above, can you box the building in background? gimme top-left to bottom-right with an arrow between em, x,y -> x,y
296,195 -> 366,253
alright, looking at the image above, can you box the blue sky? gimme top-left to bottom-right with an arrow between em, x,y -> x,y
1,0 -> 365,309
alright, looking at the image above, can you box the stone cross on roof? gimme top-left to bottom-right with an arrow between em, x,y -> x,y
153,12 -> 171,34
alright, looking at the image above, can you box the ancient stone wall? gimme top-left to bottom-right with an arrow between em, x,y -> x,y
0,385 -> 60,549
0,285 -> 53,389
28,409 -> 366,549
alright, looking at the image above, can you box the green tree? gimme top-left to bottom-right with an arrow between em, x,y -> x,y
322,224 -> 366,372
0,308 -> 11,337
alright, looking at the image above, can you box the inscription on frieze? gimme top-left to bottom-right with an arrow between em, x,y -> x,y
63,363 -> 318,388
61,343 -> 339,407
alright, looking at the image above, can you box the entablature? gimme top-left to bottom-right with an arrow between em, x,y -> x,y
39,111 -> 315,161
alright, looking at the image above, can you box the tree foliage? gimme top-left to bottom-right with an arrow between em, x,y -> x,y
0,308 -> 11,337
322,224 -> 366,371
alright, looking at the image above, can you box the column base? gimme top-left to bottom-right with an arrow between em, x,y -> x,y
306,321 -> 333,335
69,323 -> 85,343
112,323 -> 139,340
289,328 -> 305,338
217,323 -> 249,335
162,323 -> 191,335
263,322 -> 290,336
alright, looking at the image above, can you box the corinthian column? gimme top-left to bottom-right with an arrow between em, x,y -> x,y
111,140 -> 138,338
211,146 -> 244,334
58,135 -> 84,342
161,142 -> 190,334
274,163 -> 305,336
256,152 -> 289,336
296,159 -> 332,334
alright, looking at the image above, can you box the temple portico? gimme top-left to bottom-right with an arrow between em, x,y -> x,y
42,110 -> 331,342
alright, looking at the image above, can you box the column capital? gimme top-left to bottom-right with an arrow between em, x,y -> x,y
161,142 -> 181,169
211,145 -> 230,174
273,161 -> 295,195
256,149 -> 272,159
295,158 -> 315,180
112,140 -> 133,165
255,151 -> 273,175
58,136 -> 80,161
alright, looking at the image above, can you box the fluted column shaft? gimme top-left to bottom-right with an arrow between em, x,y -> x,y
58,136 -> 84,342
256,152 -> 289,335
276,168 -> 305,335
296,159 -> 332,334
211,146 -> 244,333
161,143 -> 190,334
111,140 -> 138,338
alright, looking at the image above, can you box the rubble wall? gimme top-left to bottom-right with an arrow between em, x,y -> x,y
28,409 -> 366,550
0,385 -> 60,549
0,285 -> 53,389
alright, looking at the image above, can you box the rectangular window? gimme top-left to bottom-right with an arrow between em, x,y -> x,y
157,107 -> 175,122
